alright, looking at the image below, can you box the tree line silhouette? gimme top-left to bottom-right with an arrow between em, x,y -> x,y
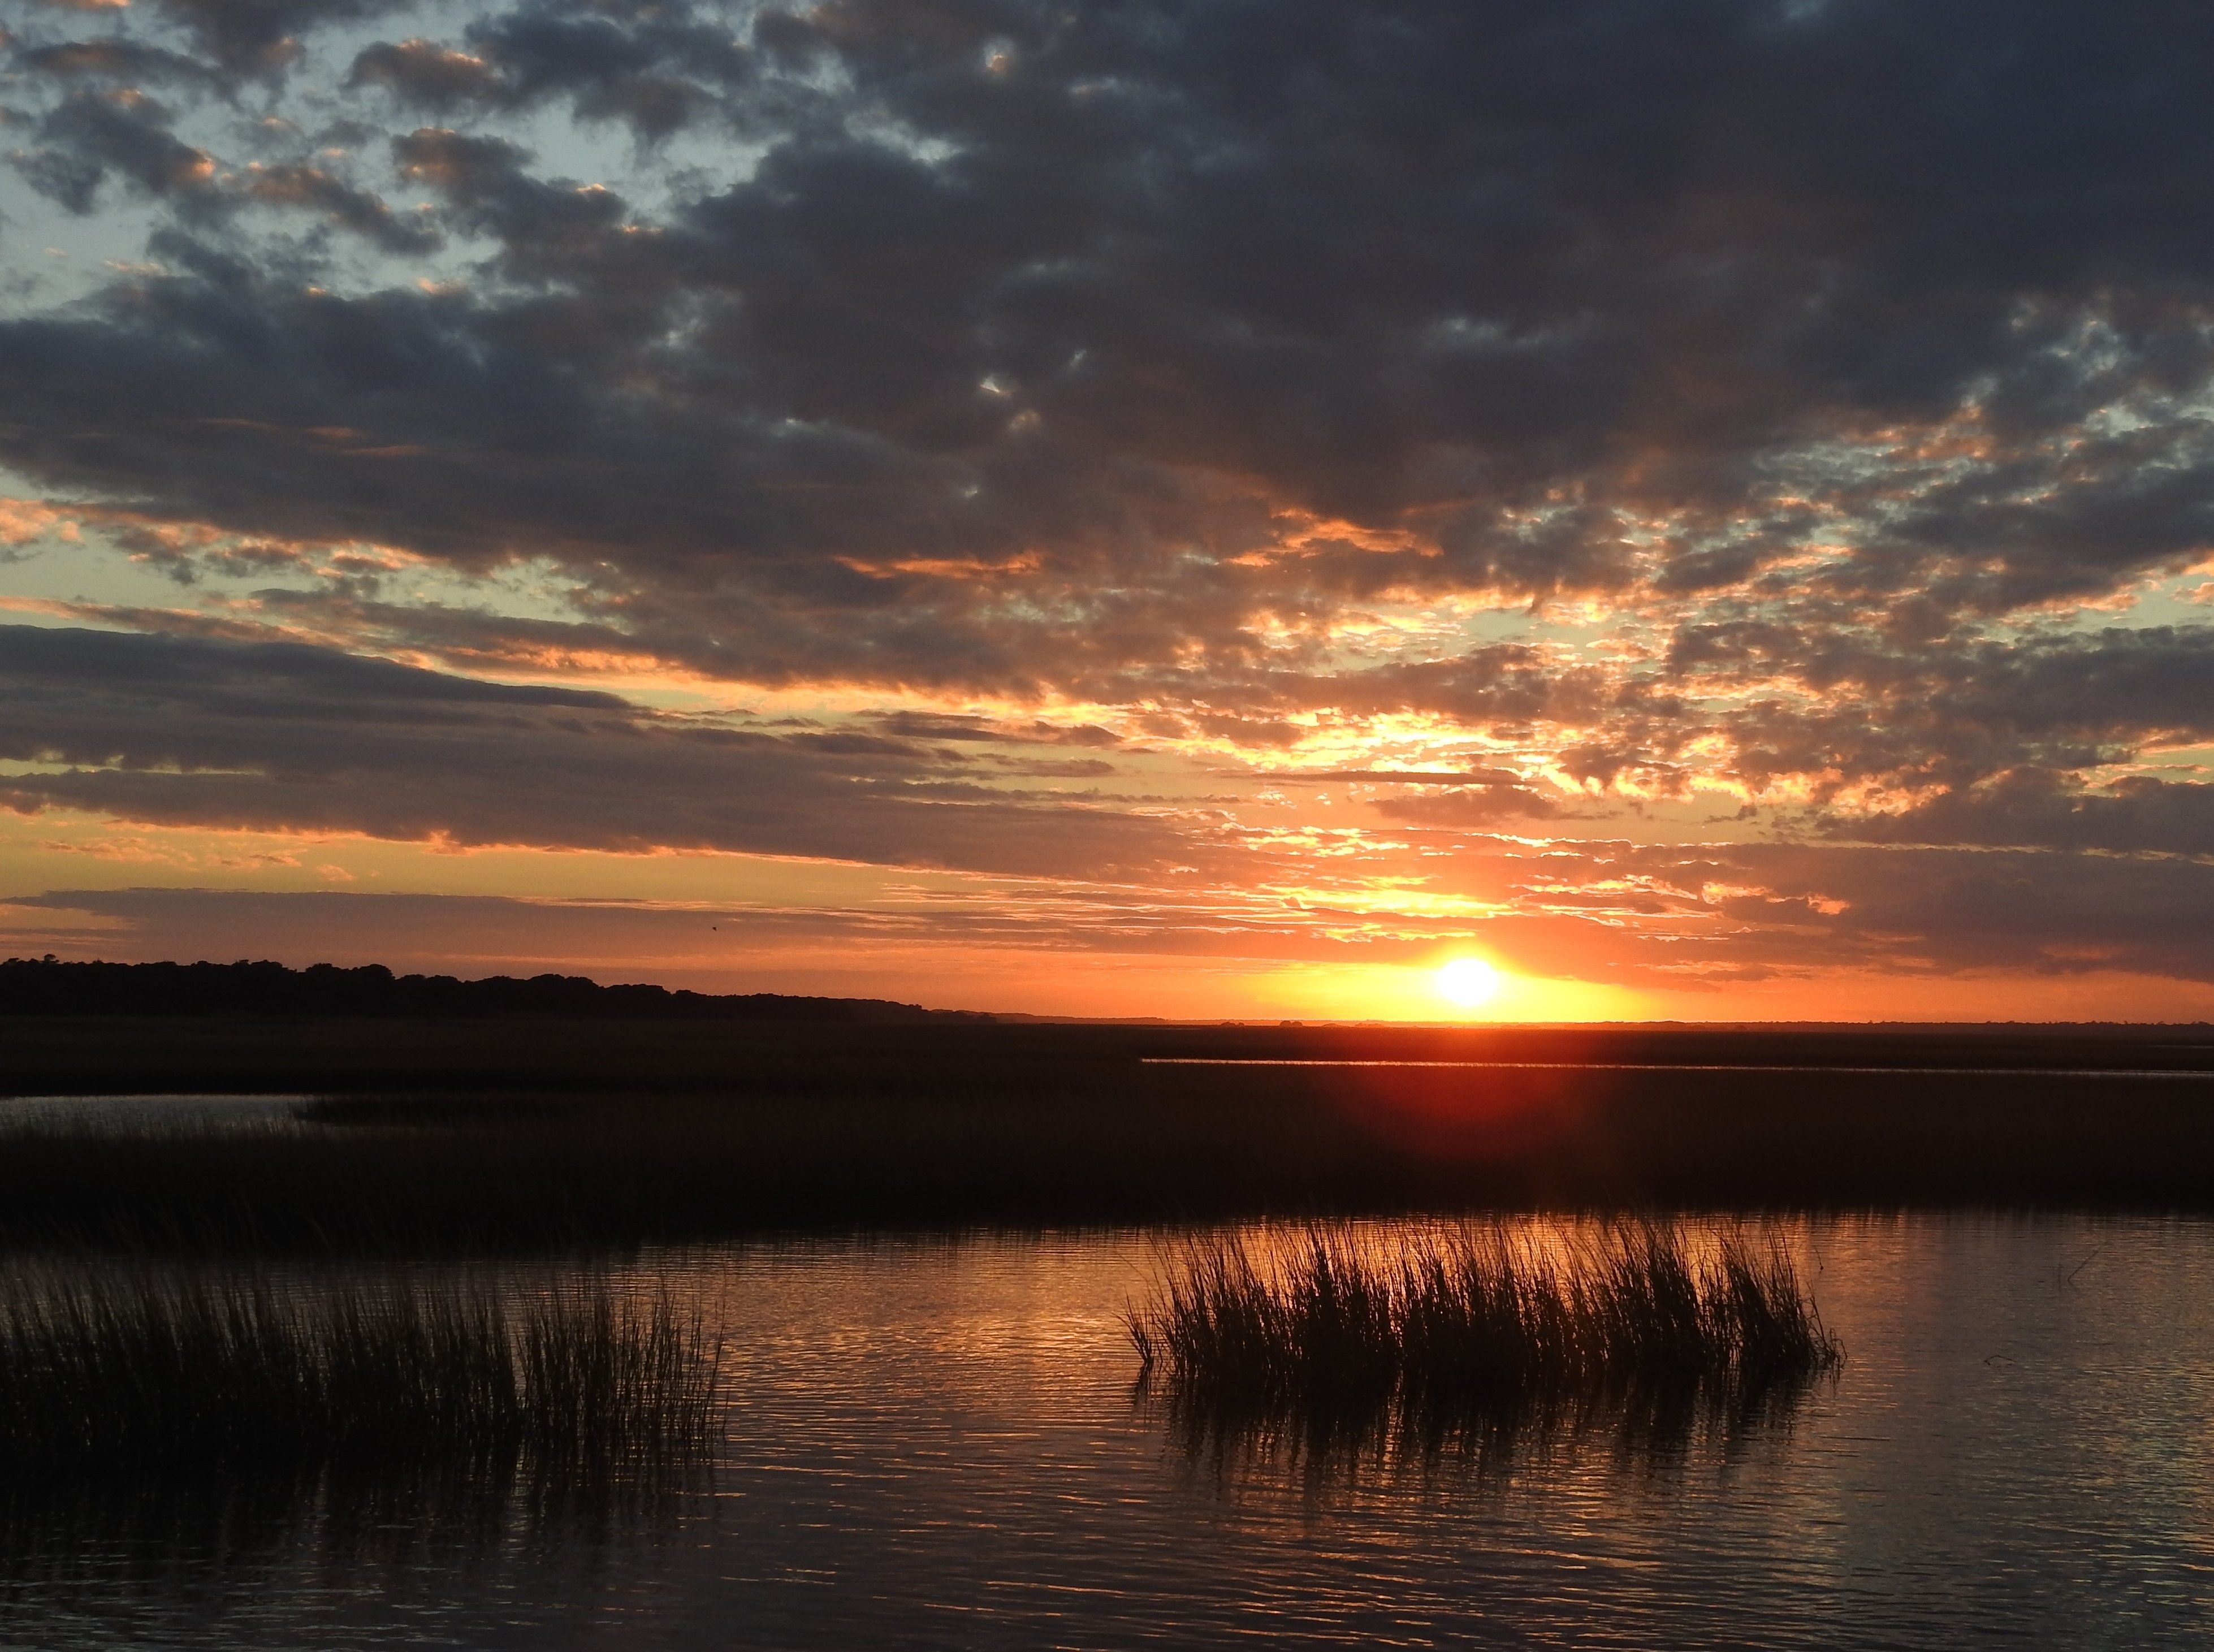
0,957 -> 981,1023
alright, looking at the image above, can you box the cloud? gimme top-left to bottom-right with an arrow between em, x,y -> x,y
1703,842 -> 2214,983
0,624 -> 1196,880
1841,769 -> 2214,858
8,624 -> 2214,991
14,88 -> 216,213
1370,785 -> 1575,827
238,161 -> 444,254
1694,624 -> 2214,799
351,3 -> 755,137
140,0 -> 399,79
1426,838 -> 2214,987
13,38 -> 219,90
22,833 -> 2214,995
3,2 -> 2208,649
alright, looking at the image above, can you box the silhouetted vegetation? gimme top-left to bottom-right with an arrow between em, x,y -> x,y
1128,1223 -> 1840,1459
0,1269 -> 719,1480
0,955 -> 981,1023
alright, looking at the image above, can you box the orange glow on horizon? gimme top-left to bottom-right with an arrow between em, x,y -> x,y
11,807 -> 2214,1026
1250,959 -> 1646,1024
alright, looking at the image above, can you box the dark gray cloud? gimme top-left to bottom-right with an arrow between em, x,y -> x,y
351,2 -> 756,137
1409,837 -> 2214,987
141,0 -> 400,79
12,39 -> 219,92
14,88 -> 215,214
1683,624 -> 2214,806
1840,771 -> 2214,859
1702,842 -> 2214,984
236,160 -> 443,253
0,625 -> 1196,879
7,1 -> 2213,648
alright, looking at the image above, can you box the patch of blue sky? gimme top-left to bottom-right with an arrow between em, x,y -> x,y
491,99 -> 773,216
0,531 -> 344,628
0,178 -> 166,314
2090,569 -> 2214,632
302,0 -> 805,201
1,0 -> 781,303
373,552 -> 594,626
0,477 -> 595,633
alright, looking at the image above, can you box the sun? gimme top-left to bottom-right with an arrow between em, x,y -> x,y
1434,955 -> 1502,1011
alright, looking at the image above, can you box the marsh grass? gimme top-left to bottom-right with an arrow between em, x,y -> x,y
0,1268 -> 721,1484
1128,1222 -> 1841,1456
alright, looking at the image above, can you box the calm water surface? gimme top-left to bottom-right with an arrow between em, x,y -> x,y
6,1216 -> 2212,1649
0,1095 -> 310,1132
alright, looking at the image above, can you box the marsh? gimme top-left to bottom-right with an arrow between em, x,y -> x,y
1,1217 -> 2208,1649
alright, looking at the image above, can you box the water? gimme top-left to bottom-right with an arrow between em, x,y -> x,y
5,1217 -> 2212,1648
0,1095 -> 311,1132
1144,1058 -> 2214,1079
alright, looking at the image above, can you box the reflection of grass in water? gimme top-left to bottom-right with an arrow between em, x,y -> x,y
0,1448 -> 716,1596
1129,1222 -> 1841,1471
0,1269 -> 721,1480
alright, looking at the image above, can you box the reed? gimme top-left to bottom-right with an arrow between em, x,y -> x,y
0,1268 -> 721,1478
1128,1222 -> 1841,1437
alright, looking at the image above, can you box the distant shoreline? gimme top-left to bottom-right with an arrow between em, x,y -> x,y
8,955 -> 2213,1033
0,955 -> 983,1024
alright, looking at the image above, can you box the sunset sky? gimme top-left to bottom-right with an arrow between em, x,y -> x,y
5,0 -> 2214,1020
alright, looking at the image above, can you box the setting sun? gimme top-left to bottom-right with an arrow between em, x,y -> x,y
1434,956 -> 1502,1011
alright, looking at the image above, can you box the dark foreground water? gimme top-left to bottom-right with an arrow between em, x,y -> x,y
0,1095 -> 310,1131
5,1216 -> 2212,1649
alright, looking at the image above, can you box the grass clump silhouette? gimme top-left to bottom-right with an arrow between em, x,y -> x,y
0,1270 -> 720,1481
1128,1222 -> 1840,1447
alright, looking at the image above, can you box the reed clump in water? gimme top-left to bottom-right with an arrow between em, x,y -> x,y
0,1270 -> 720,1479
1128,1223 -> 1841,1438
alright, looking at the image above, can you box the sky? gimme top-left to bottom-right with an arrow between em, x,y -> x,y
3,0 -> 2214,1021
